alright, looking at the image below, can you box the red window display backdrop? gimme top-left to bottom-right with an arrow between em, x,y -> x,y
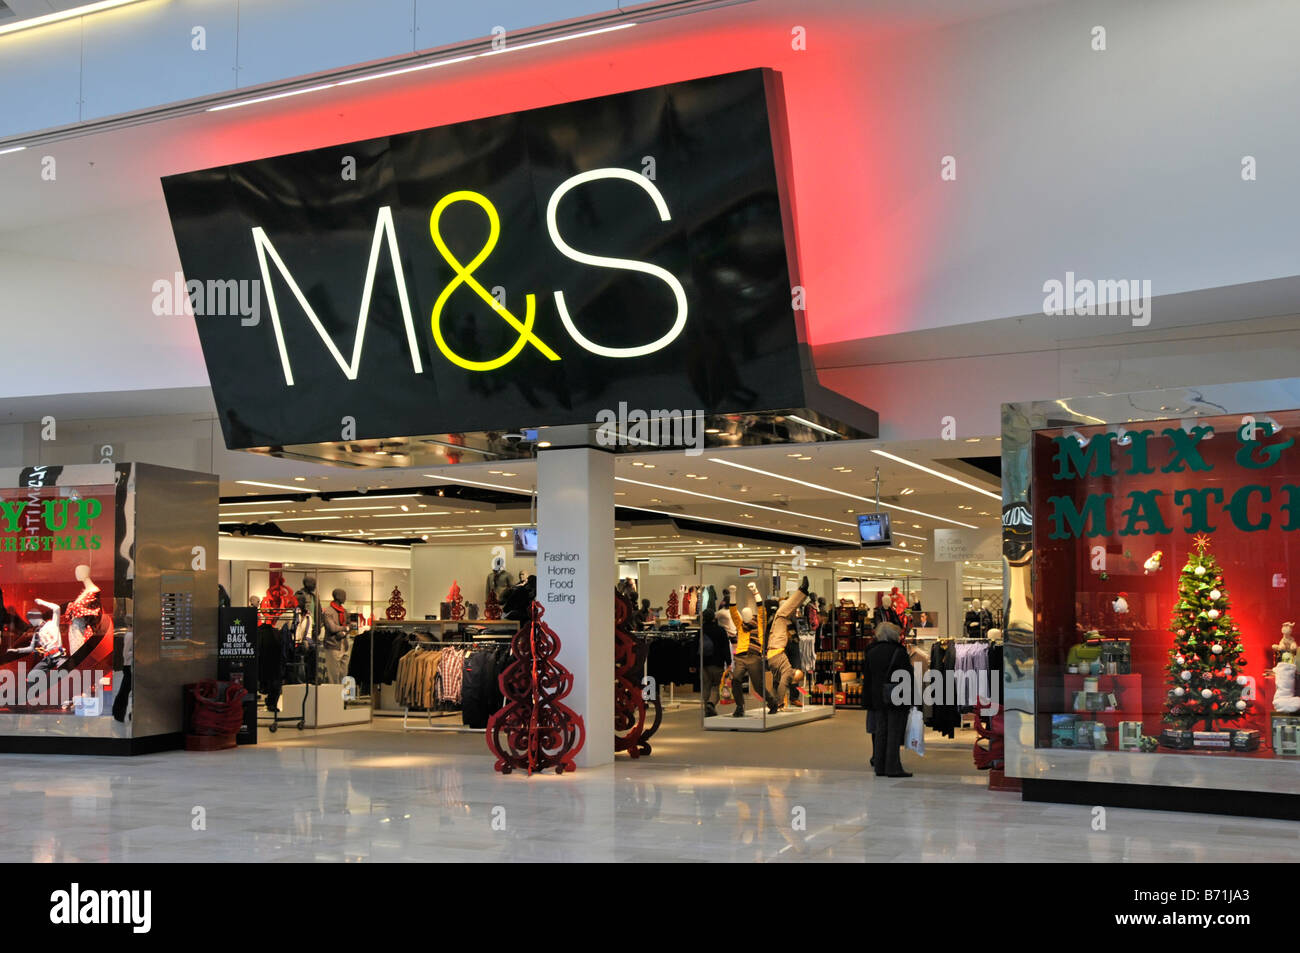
0,485 -> 116,714
1032,410 -> 1300,757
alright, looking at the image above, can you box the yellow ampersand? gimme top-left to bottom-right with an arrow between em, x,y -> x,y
429,190 -> 560,371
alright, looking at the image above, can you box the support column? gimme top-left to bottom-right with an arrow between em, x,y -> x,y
537,446 -> 614,768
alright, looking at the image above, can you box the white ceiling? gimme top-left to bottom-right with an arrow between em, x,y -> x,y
218,435 -> 1004,583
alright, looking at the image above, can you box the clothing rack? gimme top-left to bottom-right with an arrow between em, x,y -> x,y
640,628 -> 700,710
399,637 -> 512,733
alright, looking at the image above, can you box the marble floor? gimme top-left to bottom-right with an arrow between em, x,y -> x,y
1,731 -> 1296,861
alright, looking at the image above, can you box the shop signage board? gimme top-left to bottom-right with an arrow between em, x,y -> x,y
217,607 -> 259,744
648,556 -> 694,575
162,69 -> 812,450
933,527 -> 1001,562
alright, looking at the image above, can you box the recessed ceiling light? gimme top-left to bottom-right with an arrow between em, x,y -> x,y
643,465 -> 655,469
899,487 -> 915,496
537,441 -> 552,448
870,449 -> 1001,501
293,477 -> 306,482
500,530 -> 508,537
236,480 -> 319,493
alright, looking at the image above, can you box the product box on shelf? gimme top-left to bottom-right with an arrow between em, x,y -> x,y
1230,729 -> 1260,752
1271,715 -> 1300,756
1118,721 -> 1143,751
1050,714 -> 1078,748
1192,730 -> 1232,750
1160,729 -> 1195,750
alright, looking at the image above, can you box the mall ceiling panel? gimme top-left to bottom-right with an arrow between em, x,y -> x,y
235,0 -> 416,90
80,0 -> 239,122
0,15 -> 81,138
414,0 -> 616,51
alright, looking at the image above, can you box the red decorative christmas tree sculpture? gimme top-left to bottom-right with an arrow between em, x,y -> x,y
1165,534 -> 1252,731
614,591 -> 648,758
487,601 -> 585,774
446,581 -> 465,621
483,588 -> 502,620
384,586 -> 407,621
665,589 -> 679,620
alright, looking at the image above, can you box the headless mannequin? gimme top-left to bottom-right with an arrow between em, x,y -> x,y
68,563 -> 102,654
965,599 -> 985,639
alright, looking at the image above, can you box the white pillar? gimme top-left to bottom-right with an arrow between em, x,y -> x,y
920,549 -> 964,639
537,446 -> 614,768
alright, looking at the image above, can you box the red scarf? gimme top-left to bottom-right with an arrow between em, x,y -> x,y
330,601 -> 347,626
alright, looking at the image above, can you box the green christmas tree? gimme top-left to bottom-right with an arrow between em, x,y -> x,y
1164,534 -> 1251,730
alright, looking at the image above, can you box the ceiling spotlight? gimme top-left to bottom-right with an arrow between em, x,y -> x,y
499,530 -> 508,538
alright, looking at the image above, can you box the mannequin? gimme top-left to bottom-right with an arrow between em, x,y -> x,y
295,574 -> 321,641
18,599 -> 67,691
321,587 -> 351,683
486,557 -> 512,605
717,591 -> 737,643
728,603 -> 777,717
965,599 -> 985,639
66,563 -> 102,654
766,576 -> 810,711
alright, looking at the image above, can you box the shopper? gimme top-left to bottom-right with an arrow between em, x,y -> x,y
864,621 -> 913,777
634,599 -> 655,630
700,608 -> 731,716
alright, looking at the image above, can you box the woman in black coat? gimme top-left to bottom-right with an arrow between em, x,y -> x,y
863,621 -> 914,778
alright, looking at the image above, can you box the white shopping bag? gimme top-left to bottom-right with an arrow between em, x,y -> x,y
904,707 -> 925,757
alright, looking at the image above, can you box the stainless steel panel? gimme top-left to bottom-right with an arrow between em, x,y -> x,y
1002,377 -> 1300,796
129,464 -> 219,739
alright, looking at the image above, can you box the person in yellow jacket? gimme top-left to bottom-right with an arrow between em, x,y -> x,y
729,585 -> 775,715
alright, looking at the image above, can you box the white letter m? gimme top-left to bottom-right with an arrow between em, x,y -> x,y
252,206 -> 422,385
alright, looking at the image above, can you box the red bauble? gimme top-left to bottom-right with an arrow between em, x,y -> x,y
1211,703 -> 1219,711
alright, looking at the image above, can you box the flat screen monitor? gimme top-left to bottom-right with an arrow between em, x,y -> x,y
857,513 -> 891,547
513,527 -> 538,557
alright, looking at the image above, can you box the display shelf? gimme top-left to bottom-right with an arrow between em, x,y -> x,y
815,604 -> 873,709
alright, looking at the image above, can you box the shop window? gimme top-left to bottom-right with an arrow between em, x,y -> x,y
1032,411 -> 1300,757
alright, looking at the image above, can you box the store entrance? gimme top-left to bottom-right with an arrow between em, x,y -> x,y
219,435 -> 1003,776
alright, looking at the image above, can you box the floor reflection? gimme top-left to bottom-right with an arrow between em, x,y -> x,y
0,746 -> 1291,862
